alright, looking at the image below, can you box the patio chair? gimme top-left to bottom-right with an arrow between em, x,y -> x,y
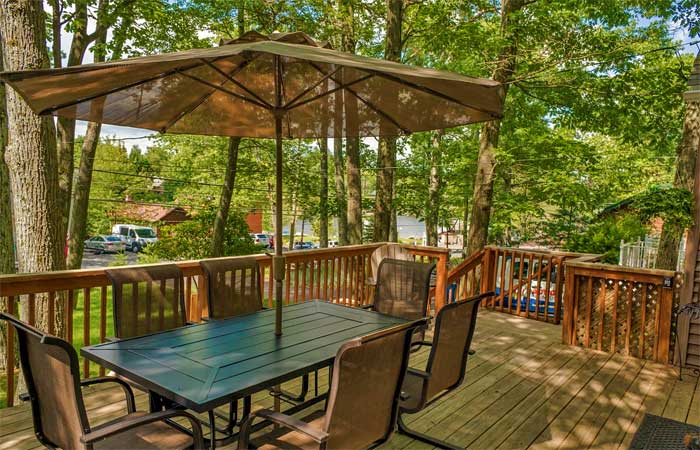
106,264 -> 187,339
199,257 -> 263,431
237,318 -> 426,450
366,258 -> 435,345
0,312 -> 204,450
367,243 -> 414,286
396,291 -> 494,450
200,256 -> 263,320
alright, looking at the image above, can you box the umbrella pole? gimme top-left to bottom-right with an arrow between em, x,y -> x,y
274,55 -> 284,337
274,116 -> 284,336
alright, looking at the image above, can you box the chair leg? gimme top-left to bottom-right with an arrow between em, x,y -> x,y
273,373 -> 310,403
397,414 -> 465,450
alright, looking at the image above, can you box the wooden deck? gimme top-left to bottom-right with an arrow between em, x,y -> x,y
1,310 -> 697,450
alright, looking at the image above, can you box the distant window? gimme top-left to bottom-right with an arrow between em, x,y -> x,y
129,230 -> 136,238
136,228 -> 156,238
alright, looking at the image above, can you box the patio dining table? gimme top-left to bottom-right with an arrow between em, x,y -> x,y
81,300 -> 409,447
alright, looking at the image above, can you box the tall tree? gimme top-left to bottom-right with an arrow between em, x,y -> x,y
333,137 -> 349,245
212,136 -> 242,256
319,137 -> 329,247
1,0 -> 65,333
66,0 -> 134,269
466,0 -> 524,255
338,0 -> 363,244
374,0 -> 403,242
53,0 -> 102,245
425,131 -> 443,246
0,45 -> 13,276
211,1 -> 246,257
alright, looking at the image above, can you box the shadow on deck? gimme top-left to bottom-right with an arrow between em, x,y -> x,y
1,310 -> 697,450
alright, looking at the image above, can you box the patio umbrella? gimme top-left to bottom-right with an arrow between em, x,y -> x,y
0,30 -> 504,336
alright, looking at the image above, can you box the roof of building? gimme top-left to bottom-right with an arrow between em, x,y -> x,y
114,203 -> 190,223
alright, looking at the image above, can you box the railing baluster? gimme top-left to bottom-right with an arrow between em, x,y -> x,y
47,291 -> 55,335
639,283 -> 647,359
543,256 -> 553,322
83,287 -> 91,378
28,293 -> 35,326
330,256 -> 336,303
100,286 -> 107,376
6,296 -> 15,407
308,260 -> 314,301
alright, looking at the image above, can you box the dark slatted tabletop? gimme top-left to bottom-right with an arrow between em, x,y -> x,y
81,301 -> 406,412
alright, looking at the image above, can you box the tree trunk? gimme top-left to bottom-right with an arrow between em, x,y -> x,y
0,42 -> 16,373
211,137 -> 242,257
466,0 -> 522,256
658,54 -> 700,270
426,131 -> 442,247
2,0 -> 65,335
0,48 -> 14,276
66,121 -> 102,269
56,2 -> 92,248
373,0 -> 403,242
288,196 -> 297,250
319,138 -> 329,247
65,13 -> 110,270
346,133 -> 362,244
333,138 -> 348,245
338,0 -> 362,245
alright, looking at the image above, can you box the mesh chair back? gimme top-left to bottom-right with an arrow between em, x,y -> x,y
323,321 -> 421,450
424,294 -> 484,399
200,257 -> 262,319
370,243 -> 413,283
1,313 -> 89,450
374,259 -> 435,321
106,264 -> 186,339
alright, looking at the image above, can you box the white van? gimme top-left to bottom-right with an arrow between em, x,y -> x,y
111,224 -> 158,252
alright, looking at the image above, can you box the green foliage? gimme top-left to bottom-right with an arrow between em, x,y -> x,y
632,186 -> 694,229
565,215 -> 648,263
140,208 -> 260,261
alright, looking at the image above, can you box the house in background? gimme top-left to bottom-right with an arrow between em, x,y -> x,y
111,203 -> 191,236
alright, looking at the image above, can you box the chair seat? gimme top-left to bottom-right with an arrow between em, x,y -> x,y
93,412 -> 194,450
400,371 -> 427,412
249,416 -> 326,450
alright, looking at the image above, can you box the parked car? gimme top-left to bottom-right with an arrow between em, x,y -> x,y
111,224 -> 158,252
293,241 -> 317,250
250,233 -> 271,248
84,235 -> 126,254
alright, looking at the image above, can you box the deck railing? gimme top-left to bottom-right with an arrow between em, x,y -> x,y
561,256 -> 681,364
0,242 -> 448,407
0,242 -> 683,408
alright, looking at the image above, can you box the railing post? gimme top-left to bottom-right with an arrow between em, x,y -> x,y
562,264 -> 576,345
655,285 -> 674,364
480,248 -> 492,296
435,252 -> 448,313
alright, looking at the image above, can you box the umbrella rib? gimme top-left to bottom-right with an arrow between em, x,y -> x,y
36,58 -> 224,116
285,74 -> 373,111
176,70 -> 271,110
363,69 -> 503,119
199,58 -> 273,109
305,61 -> 410,135
160,57 -> 258,133
283,66 -> 342,110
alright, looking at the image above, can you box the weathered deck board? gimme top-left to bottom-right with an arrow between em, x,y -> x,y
0,310 -> 697,450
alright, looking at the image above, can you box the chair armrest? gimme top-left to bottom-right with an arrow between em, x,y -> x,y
81,377 -> 136,413
82,409 -> 204,450
407,368 -> 430,379
238,409 -> 328,448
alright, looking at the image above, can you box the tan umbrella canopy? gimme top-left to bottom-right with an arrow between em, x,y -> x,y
0,30 -> 503,335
